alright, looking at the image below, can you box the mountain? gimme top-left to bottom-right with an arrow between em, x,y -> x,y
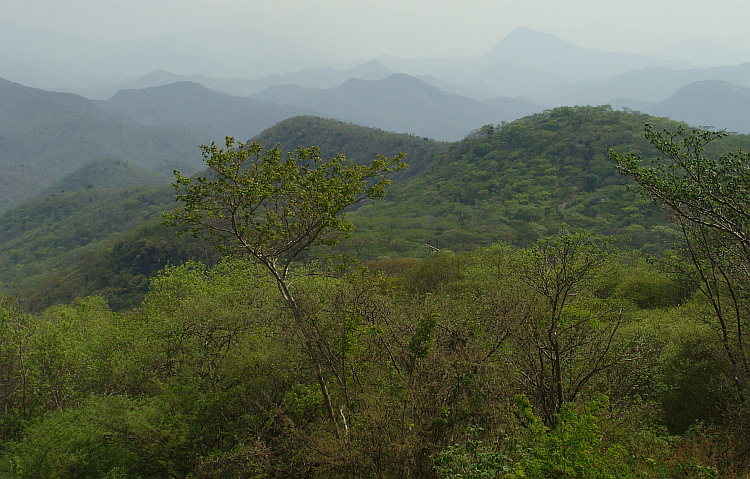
76,70 -> 219,100
471,62 -> 561,99
542,62 -> 750,106
252,74 -> 518,141
649,35 -> 750,68
76,60 -> 395,100
39,159 -> 173,197
232,59 -> 395,96
0,53 -> 54,89
416,75 -> 500,101
344,106 -> 689,257
481,26 -> 693,82
250,116 -> 448,177
5,107 -> 742,310
656,81 -> 750,132
483,96 -> 547,120
0,117 -> 448,309
376,27 -> 697,101
0,78 -> 206,211
615,80 -> 750,134
99,81 -> 313,141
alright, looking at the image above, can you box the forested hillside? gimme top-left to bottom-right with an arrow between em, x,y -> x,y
251,116 -> 448,176
0,117 -> 447,310
2,106 -> 750,478
344,106 -> 701,256
5,107 -> 750,310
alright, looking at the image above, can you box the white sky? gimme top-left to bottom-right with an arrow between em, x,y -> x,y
4,0 -> 750,60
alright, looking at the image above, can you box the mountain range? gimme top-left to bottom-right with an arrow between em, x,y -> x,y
13,26 -> 741,134
3,26 -> 750,214
0,78 -> 206,210
6,106 -> 741,309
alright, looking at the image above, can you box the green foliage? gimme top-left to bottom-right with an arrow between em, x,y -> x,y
611,123 -> 750,419
165,138 -> 406,279
5,395 -> 192,479
347,106 -> 700,257
433,426 -> 515,479
508,229 -> 626,426
435,396 -> 722,479
8,109 -> 750,310
0,249 -> 744,478
38,158 -> 173,197
0,295 -> 32,445
0,184 -> 177,308
5,112 -> 750,477
434,398 -> 645,479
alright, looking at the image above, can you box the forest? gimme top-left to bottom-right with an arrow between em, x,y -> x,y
1,107 -> 750,478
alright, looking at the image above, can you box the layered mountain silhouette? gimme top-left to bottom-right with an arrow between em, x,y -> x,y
99,81 -> 312,140
615,80 -> 750,133
0,78 -> 206,210
251,73 -> 541,141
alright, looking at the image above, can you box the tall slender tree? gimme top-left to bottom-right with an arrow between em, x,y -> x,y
164,137 -> 406,436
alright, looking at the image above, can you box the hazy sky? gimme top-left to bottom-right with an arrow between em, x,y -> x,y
4,0 -> 749,61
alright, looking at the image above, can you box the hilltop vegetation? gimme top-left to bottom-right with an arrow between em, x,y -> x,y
5,107 -> 750,310
251,116 -> 447,176
345,106 -> 692,256
39,158 -> 173,196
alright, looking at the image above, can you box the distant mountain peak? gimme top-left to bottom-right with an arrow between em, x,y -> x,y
488,26 -> 589,60
349,59 -> 393,79
108,80 -> 222,102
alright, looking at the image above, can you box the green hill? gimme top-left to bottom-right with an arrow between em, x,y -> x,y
0,118 -> 446,309
4,107 -> 748,310
343,105 -> 750,256
39,158 -> 173,196
250,116 -> 448,177
0,185 -> 174,302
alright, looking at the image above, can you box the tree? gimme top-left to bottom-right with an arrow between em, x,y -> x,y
509,229 -> 625,426
610,125 -> 750,404
164,137 -> 406,436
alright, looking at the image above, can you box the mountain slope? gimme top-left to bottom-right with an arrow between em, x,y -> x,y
482,26 -> 692,82
615,80 -> 750,133
4,107 -> 742,311
39,159 -> 173,197
78,60 -> 395,100
545,62 -> 750,106
252,74 -> 510,141
250,116 -> 447,177
344,106 -> 750,257
99,81 -> 313,141
0,78 -> 206,211
0,117 -> 447,308
651,80 -> 750,133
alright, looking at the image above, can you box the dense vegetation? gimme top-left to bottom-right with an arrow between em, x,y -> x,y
1,107 -> 750,477
344,106 -> 695,257
0,243 -> 744,478
251,115 -> 448,177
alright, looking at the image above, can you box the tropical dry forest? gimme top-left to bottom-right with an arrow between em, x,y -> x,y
1,107 -> 750,478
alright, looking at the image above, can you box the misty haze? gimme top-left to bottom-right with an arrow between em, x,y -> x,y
2,1 -> 750,477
